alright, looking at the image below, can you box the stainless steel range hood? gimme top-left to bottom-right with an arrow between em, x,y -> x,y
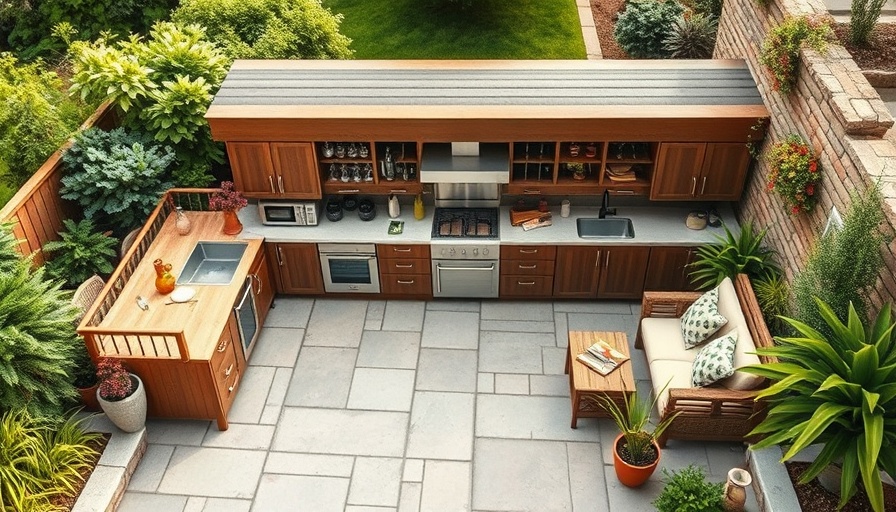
419,143 -> 510,184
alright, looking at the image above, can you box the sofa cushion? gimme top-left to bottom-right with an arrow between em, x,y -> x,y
691,332 -> 738,386
711,277 -> 765,391
648,359 -> 694,415
641,317 -> 699,364
680,286 -> 727,349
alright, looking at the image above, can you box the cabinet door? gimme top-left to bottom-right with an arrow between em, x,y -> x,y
268,243 -> 325,295
650,143 -> 707,200
271,143 -> 322,199
699,143 -> 751,201
250,249 -> 276,327
227,142 -> 275,197
553,246 -> 602,298
643,246 -> 698,292
598,246 -> 650,299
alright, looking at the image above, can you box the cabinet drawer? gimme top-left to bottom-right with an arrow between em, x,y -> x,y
380,258 -> 430,274
378,244 -> 430,259
501,245 -> 556,260
500,275 -> 554,297
217,367 -> 241,410
500,259 -> 554,276
380,273 -> 432,296
211,324 -> 238,370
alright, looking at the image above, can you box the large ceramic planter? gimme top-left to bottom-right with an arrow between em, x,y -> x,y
612,434 -> 661,488
97,374 -> 147,432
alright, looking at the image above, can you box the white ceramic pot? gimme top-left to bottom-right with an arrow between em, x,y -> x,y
97,374 -> 147,433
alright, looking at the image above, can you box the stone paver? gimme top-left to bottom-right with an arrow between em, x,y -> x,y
120,298 -> 759,512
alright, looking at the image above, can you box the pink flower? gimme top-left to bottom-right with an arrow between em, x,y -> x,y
209,181 -> 248,212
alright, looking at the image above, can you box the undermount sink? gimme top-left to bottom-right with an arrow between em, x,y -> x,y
576,217 -> 635,239
178,242 -> 248,285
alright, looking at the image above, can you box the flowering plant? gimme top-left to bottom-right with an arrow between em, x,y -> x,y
759,16 -> 831,94
96,358 -> 134,401
209,181 -> 248,211
766,134 -> 820,214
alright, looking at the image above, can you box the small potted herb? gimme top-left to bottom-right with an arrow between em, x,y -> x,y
96,358 -> 147,432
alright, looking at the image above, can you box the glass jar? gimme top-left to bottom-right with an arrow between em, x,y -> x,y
174,207 -> 192,236
153,259 -> 176,295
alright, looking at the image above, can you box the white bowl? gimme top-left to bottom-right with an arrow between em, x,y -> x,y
169,287 -> 196,303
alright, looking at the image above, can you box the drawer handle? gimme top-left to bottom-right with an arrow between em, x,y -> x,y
393,247 -> 412,252
700,176 -> 707,195
395,264 -> 414,268
228,373 -> 240,393
518,281 -> 536,285
338,189 -> 361,193
615,190 -> 636,195
523,189 -> 541,194
518,264 -> 537,269
224,363 -> 233,377
519,249 -> 538,254
397,279 -> 415,284
217,339 -> 228,352
691,176 -> 697,196
389,189 -> 408,194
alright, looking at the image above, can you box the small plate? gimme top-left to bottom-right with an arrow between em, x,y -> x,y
170,287 -> 196,303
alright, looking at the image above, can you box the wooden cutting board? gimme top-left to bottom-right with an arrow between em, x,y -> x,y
510,209 -> 550,226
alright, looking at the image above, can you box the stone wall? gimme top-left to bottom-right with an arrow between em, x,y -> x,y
715,0 -> 896,309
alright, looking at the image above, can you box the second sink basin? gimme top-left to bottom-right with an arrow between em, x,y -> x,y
576,217 -> 635,239
179,242 -> 248,285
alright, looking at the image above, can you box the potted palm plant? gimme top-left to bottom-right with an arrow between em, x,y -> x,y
96,358 -> 147,432
592,384 -> 680,487
744,299 -> 896,512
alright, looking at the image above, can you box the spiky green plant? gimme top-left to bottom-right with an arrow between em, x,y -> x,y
43,219 -> 118,288
745,299 -> 896,512
689,220 -> 780,290
753,270 -> 791,336
0,225 -> 79,417
664,13 -> 718,59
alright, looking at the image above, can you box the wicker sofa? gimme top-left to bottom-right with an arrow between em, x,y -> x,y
634,273 -> 776,446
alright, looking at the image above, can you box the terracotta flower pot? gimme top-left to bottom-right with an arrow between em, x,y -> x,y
222,209 -> 243,235
97,374 -> 147,433
612,434 -> 661,488
77,384 -> 100,412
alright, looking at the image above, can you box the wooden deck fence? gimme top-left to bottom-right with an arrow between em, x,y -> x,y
0,102 -> 118,266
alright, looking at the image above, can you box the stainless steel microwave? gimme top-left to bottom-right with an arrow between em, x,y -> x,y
258,201 -> 318,226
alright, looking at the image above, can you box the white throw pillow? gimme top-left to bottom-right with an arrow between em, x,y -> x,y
680,286 -> 728,349
691,332 -> 738,387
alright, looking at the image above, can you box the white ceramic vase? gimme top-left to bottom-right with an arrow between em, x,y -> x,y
97,374 -> 147,433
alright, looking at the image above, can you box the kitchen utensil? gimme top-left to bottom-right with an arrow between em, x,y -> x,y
165,299 -> 198,305
136,295 -> 149,311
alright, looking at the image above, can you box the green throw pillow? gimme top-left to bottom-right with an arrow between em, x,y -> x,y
691,332 -> 738,387
680,286 -> 728,349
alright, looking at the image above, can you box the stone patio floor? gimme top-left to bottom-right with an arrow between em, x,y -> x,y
117,298 -> 758,512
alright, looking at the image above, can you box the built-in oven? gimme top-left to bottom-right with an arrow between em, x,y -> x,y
234,275 -> 260,359
318,243 -> 380,293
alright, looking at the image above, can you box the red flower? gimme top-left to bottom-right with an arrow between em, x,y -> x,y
767,181 -> 775,191
798,147 -> 808,156
792,206 -> 802,214
809,161 -> 817,173
805,184 -> 815,195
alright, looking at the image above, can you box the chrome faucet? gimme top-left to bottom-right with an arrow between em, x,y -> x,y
599,190 -> 616,219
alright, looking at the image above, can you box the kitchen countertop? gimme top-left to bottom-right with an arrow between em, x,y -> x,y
239,203 -> 737,246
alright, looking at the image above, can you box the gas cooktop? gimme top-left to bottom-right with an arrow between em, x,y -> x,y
431,208 -> 499,240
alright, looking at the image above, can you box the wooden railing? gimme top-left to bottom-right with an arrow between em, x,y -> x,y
0,102 -> 118,266
78,188 -> 219,362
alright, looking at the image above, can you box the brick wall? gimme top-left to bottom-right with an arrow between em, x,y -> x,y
715,0 -> 896,309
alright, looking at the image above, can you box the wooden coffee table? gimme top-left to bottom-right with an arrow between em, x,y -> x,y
565,331 -> 635,428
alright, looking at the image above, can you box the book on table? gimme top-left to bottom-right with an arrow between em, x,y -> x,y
576,339 -> 630,376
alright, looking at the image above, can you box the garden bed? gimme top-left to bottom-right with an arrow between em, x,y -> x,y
50,434 -> 110,511
591,0 -> 629,59
786,462 -> 896,511
833,23 -> 896,73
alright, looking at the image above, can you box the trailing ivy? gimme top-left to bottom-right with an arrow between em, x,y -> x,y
68,22 -> 229,187
60,127 -> 175,231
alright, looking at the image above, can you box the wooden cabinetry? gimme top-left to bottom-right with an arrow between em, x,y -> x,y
500,245 -> 556,298
505,141 -> 656,196
211,315 -> 244,426
643,246 -> 698,291
250,248 -> 276,327
377,244 -> 432,298
227,142 -> 321,199
266,242 -> 325,295
650,143 -> 750,201
320,141 -> 422,196
553,246 -> 649,299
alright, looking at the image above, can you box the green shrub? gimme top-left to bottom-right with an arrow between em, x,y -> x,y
42,219 -> 118,288
793,185 -> 889,338
759,15 -> 831,94
654,465 -> 724,512
614,0 -> 685,58
0,53 -> 93,188
689,220 -> 780,290
0,224 -> 80,417
68,22 -> 230,187
849,0 -> 887,46
171,0 -> 353,60
664,13 -> 718,59
1,0 -> 174,61
60,127 -> 174,232
694,0 -> 723,17
752,270 -> 791,336
0,408 -> 101,511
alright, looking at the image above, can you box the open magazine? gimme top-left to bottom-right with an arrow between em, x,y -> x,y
576,339 -> 630,376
